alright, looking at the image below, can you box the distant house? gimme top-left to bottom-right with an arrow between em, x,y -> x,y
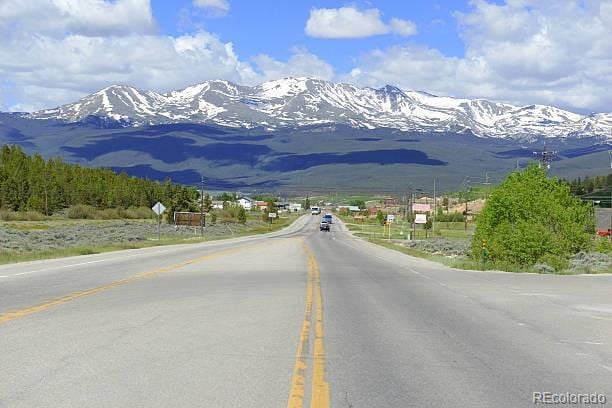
255,201 -> 268,211
211,200 -> 224,209
368,207 -> 379,216
339,205 -> 361,213
237,197 -> 254,210
289,203 -> 302,212
383,197 -> 400,206
275,202 -> 290,211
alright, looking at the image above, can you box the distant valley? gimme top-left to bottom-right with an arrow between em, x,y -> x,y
1,77 -> 610,192
0,112 -> 608,193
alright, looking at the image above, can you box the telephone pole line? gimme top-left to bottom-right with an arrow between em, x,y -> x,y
533,143 -> 557,170
200,176 -> 205,237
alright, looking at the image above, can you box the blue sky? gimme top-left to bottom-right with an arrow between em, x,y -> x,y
0,1 -> 611,113
151,0 -> 469,71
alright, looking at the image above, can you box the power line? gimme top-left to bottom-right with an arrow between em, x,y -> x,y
533,143 -> 558,170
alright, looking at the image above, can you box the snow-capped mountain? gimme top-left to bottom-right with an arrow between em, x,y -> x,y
28,78 -> 612,139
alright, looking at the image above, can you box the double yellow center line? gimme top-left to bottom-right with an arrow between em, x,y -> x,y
287,242 -> 330,408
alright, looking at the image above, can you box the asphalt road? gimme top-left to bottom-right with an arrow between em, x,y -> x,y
1,215 -> 611,407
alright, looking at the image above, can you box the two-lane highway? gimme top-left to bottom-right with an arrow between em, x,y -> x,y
1,215 -> 611,407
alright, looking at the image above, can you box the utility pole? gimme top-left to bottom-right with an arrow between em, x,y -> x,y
533,143 -> 557,170
433,178 -> 436,234
464,179 -> 469,231
412,191 -> 416,239
200,176 -> 205,237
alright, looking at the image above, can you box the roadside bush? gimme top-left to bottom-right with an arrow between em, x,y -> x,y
0,210 -> 46,221
376,210 -> 385,225
436,212 -> 465,222
536,253 -> 569,272
472,165 -> 594,267
594,237 -> 612,254
237,207 -> 247,224
532,263 -> 556,274
67,205 -> 97,219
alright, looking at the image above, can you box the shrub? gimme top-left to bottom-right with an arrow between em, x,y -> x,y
472,165 -> 594,267
237,207 -> 247,224
536,253 -> 569,272
0,210 -> 46,221
67,205 -> 97,219
594,237 -> 612,254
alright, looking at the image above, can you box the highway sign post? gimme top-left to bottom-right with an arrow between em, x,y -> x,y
152,201 -> 166,240
268,212 -> 277,230
386,214 -> 394,239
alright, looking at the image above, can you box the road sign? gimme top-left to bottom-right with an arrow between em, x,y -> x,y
152,202 -> 166,215
415,214 -> 427,224
412,203 -> 431,212
268,212 -> 277,218
386,214 -> 395,223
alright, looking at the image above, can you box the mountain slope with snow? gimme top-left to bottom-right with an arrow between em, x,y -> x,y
28,78 -> 612,140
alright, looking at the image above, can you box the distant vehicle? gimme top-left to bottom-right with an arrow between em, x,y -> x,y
596,229 -> 611,237
323,213 -> 333,224
320,221 -> 330,231
311,206 -> 321,215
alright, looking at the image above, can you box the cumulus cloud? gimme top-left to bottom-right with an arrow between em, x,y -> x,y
0,0 -> 259,110
344,0 -> 612,113
192,0 -> 229,15
305,7 -> 418,39
0,0 -> 156,37
253,48 -> 335,81
0,30 -> 260,111
389,18 -> 417,36
305,7 -> 390,38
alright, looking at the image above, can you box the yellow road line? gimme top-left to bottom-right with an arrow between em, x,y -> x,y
287,242 -> 329,408
310,248 -> 329,408
0,245 -> 253,326
287,244 -> 314,408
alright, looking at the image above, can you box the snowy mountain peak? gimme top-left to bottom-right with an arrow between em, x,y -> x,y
26,77 -> 611,140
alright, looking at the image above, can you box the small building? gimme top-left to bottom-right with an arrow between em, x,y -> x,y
288,203 -> 303,212
368,207 -> 379,216
211,200 -> 224,209
237,197 -> 254,210
255,201 -> 268,211
275,202 -> 290,211
383,197 -> 400,206
338,205 -> 362,214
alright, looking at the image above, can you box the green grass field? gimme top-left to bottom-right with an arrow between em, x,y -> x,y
0,213 -> 300,265
338,214 -> 474,240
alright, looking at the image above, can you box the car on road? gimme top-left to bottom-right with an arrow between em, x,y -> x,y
320,220 -> 330,231
322,213 -> 333,224
310,206 -> 321,215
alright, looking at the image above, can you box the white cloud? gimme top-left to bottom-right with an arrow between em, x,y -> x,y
389,18 -> 417,36
253,48 -> 335,81
0,24 -> 259,110
344,0 -> 612,113
305,7 -> 390,38
193,0 -> 229,14
0,0 -> 155,37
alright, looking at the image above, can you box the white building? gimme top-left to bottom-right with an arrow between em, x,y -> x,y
288,203 -> 303,212
237,197 -> 254,210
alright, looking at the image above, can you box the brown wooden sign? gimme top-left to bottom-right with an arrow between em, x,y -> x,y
174,211 -> 204,227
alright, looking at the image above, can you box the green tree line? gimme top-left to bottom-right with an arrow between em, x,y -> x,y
0,144 -> 199,217
564,174 -> 611,195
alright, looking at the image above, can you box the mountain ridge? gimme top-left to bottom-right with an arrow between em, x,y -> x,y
25,77 -> 612,140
